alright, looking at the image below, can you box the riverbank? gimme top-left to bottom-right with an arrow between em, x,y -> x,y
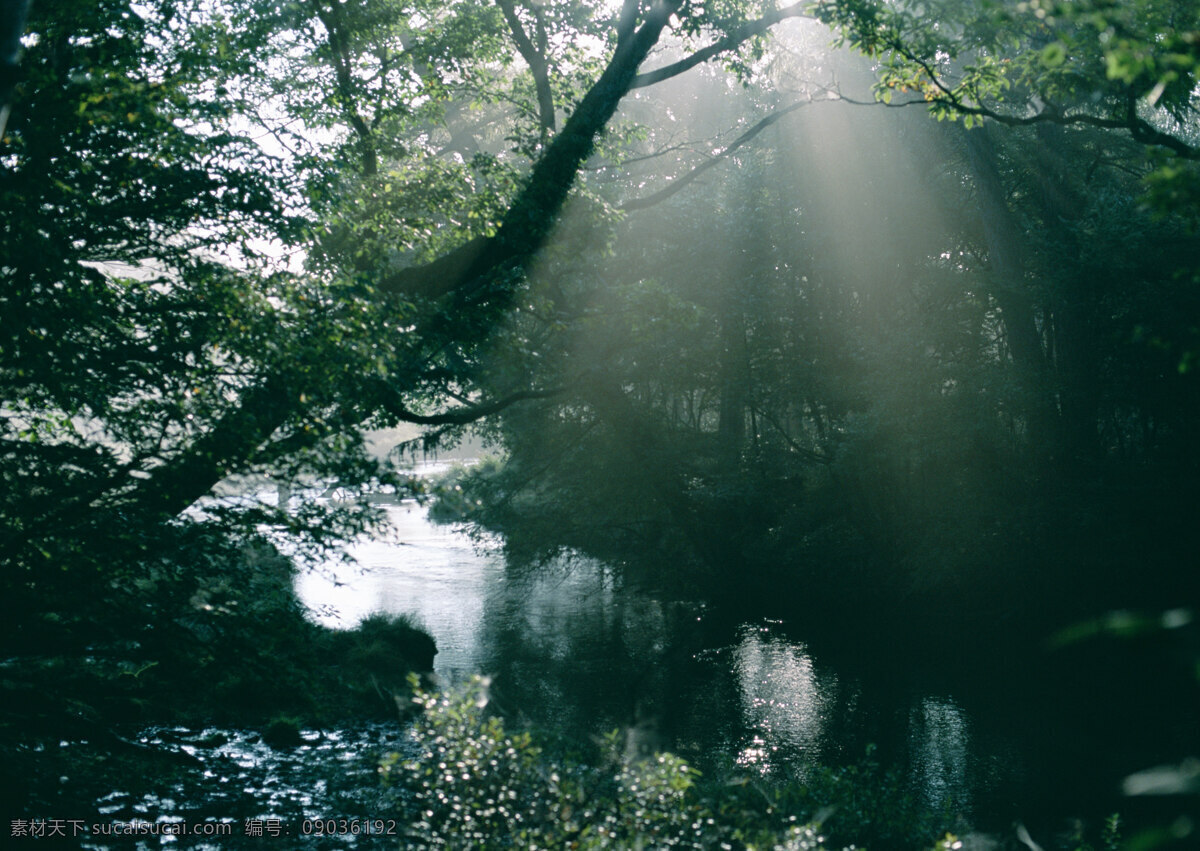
2,536 -> 437,729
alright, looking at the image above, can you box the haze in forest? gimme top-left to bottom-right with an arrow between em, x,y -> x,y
4,1 -> 1199,848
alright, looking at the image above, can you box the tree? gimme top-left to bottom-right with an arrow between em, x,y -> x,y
814,0 -> 1200,220
1,0 -> 818,649
1,0 -> 331,620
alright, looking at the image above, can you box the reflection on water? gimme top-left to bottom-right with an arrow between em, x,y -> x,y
731,624 -> 833,777
66,725 -> 411,850
910,697 -> 971,812
294,496 -> 1197,832
295,498 -> 1001,815
295,501 -> 501,681
297,501 -> 842,771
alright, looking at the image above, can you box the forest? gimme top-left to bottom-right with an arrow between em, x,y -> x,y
2,0 -> 1200,848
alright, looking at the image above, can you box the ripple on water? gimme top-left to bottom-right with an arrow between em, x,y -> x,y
730,621 -> 836,778
69,724 -> 417,849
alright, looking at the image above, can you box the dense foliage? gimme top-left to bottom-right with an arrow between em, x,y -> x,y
0,0 -> 411,657
0,0 -> 815,670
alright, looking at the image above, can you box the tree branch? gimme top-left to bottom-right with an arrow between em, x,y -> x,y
935,95 -> 1199,159
752,405 -> 831,465
379,0 -> 685,305
879,35 -> 1200,159
498,0 -> 556,142
381,387 -> 565,425
630,2 -> 809,89
620,99 -> 808,211
311,0 -> 378,175
109,376 -> 296,524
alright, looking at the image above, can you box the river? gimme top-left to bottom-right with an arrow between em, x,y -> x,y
22,475 -> 1195,849
294,482 -> 1200,842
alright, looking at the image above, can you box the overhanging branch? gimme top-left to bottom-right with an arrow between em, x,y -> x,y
948,98 -> 1199,159
879,36 -> 1200,160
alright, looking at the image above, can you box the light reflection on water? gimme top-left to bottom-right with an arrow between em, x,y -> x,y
82,725 -> 410,850
731,624 -> 833,777
910,696 -> 972,812
296,497 -> 986,813
295,501 -> 501,682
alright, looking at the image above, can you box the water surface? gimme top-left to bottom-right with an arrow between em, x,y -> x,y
295,486 -> 1199,838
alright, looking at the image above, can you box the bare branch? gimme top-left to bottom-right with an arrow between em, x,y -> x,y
584,140 -> 692,171
752,405 -> 831,465
813,82 -> 926,109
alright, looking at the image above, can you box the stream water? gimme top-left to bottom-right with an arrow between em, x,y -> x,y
294,486 -> 1200,842
35,471 -> 1197,848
